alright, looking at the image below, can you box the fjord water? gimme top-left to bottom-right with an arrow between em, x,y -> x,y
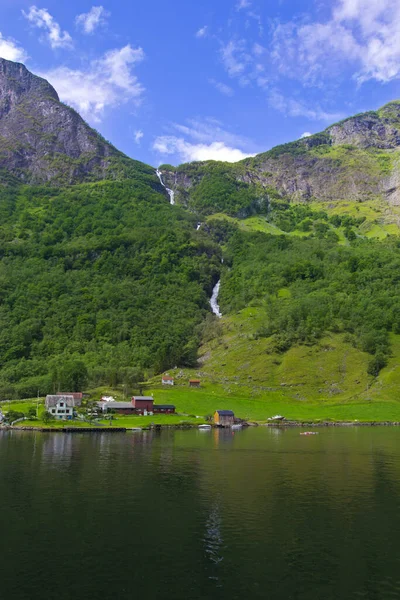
1,428 -> 400,600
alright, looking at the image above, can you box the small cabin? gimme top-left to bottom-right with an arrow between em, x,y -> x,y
162,376 -> 174,386
214,410 -> 235,427
189,379 -> 201,388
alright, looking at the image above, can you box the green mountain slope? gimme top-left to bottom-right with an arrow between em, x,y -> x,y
0,179 -> 220,398
2,57 -> 400,414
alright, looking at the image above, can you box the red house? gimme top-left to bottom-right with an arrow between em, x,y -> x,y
131,396 -> 154,415
189,379 -> 201,388
153,405 -> 176,414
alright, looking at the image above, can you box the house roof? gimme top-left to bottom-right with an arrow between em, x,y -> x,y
153,405 -> 176,409
132,396 -> 153,401
162,376 -> 174,380
46,395 -> 75,408
215,410 -> 234,416
189,379 -> 201,382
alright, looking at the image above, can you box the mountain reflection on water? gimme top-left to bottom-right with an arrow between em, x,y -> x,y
1,427 -> 400,600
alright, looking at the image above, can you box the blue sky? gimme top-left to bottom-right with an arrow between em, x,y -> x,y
1,0 -> 400,166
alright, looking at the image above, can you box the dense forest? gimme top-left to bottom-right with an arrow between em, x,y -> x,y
219,224 -> 400,377
0,178 -> 220,399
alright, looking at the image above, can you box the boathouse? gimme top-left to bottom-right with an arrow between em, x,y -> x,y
162,376 -> 174,386
189,379 -> 201,388
46,395 -> 76,420
214,410 -> 235,427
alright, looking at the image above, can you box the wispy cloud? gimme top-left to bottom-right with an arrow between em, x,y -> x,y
301,132 -> 312,138
196,25 -> 208,38
269,90 -> 345,122
76,6 -> 110,34
134,130 -> 144,144
22,6 -> 73,49
271,0 -> 400,84
153,118 -> 256,163
220,39 -> 251,78
0,33 -> 27,62
236,0 -> 251,10
209,78 -> 234,96
39,45 -> 145,121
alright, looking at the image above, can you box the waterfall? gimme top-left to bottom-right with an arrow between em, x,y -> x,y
156,169 -> 175,205
210,280 -> 222,318
196,223 -> 202,231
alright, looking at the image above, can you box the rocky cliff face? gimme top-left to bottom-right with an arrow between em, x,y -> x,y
160,101 -> 400,208
0,58 -> 128,184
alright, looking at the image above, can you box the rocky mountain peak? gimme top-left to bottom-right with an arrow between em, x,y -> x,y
0,58 -> 127,184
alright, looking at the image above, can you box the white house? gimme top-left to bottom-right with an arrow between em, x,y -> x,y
45,395 -> 76,420
162,376 -> 174,386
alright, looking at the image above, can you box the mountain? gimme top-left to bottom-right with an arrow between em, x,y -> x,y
2,57 -> 400,413
159,101 -> 400,214
0,58 -> 155,184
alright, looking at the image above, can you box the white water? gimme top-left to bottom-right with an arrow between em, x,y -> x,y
156,169 -> 175,205
210,280 -> 222,318
196,223 -> 202,231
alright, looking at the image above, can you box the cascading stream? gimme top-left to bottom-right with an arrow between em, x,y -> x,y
156,169 -> 175,205
210,280 -> 222,318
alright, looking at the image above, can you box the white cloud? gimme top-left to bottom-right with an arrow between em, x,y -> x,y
134,130 -> 144,144
269,90 -> 345,122
196,26 -> 208,38
39,45 -> 145,121
220,39 -> 251,77
209,79 -> 234,96
271,0 -> 400,84
153,118 -> 256,163
301,132 -> 312,138
22,6 -> 73,49
76,6 -> 110,34
237,0 -> 251,9
153,137 -> 254,163
0,33 -> 27,62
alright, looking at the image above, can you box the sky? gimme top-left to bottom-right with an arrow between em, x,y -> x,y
1,0 -> 400,167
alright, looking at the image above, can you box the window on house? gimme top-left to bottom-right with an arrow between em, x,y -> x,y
51,409 -> 56,414
59,402 -> 64,407
58,410 -> 65,414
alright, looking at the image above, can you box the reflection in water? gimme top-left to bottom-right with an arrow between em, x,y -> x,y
1,428 -> 400,600
204,504 -> 224,565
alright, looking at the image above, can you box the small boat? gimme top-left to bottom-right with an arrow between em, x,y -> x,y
231,424 -> 242,430
267,415 -> 285,421
300,431 -> 319,436
198,424 -> 212,430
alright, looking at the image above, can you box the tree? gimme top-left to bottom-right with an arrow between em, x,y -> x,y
42,411 -> 53,424
345,227 -> 357,241
367,353 -> 387,377
57,360 -> 88,392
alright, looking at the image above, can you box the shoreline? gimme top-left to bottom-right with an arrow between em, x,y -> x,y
2,420 -> 400,433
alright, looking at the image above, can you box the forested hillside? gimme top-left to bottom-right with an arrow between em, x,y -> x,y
0,178 -> 220,398
3,57 -> 400,403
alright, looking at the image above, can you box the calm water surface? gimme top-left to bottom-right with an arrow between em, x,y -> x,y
1,427 -> 400,600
